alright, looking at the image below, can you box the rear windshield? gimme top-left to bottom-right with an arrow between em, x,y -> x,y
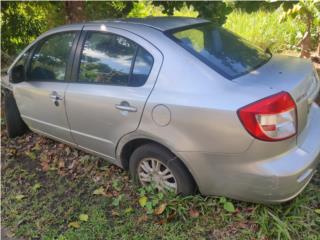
168,23 -> 271,79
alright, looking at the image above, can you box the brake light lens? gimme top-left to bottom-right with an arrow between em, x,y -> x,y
238,92 -> 297,141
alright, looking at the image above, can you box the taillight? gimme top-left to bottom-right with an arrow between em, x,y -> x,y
237,92 -> 297,141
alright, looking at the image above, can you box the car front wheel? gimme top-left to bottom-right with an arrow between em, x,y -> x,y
129,143 -> 196,195
3,90 -> 28,138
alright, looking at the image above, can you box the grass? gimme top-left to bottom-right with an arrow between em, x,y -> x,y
224,9 -> 308,53
1,118 -> 320,239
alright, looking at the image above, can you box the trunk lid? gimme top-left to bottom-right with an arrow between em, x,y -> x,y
234,54 -> 320,137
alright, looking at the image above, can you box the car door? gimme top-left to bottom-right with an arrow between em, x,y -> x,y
13,29 -> 81,144
65,25 -> 163,160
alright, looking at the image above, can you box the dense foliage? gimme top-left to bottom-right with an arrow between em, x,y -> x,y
224,9 -> 307,52
1,2 -> 49,64
1,1 -> 319,65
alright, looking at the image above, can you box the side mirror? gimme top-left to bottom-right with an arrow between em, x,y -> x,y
9,65 -> 25,83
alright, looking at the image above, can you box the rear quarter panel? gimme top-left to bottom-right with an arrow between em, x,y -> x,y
136,32 -> 283,154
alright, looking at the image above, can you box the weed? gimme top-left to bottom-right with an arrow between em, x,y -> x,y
1,124 -> 320,239
224,9 -> 315,53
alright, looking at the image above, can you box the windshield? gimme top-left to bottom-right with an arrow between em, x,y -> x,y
168,23 -> 271,79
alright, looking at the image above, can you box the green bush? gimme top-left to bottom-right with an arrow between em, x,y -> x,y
224,9 -> 307,53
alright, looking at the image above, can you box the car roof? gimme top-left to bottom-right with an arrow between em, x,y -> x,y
92,17 -> 209,31
54,17 -> 209,32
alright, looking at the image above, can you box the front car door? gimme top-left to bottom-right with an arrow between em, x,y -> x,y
65,24 -> 163,161
13,28 -> 81,144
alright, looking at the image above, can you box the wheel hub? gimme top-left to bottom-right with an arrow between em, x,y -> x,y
138,158 -> 177,193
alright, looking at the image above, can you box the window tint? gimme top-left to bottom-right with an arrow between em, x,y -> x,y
79,32 -> 137,85
14,50 -> 30,69
29,32 -> 76,81
171,23 -> 271,79
130,47 -> 154,87
10,49 -> 31,83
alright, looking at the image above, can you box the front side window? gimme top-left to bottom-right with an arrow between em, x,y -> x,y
29,32 -> 76,81
79,32 -> 137,85
170,23 -> 271,79
14,50 -> 30,70
9,49 -> 31,83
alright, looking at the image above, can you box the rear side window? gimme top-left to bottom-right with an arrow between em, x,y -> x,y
29,32 -> 76,81
79,32 -> 137,86
129,47 -> 154,87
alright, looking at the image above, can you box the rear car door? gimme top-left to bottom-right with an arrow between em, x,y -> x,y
65,24 -> 163,160
13,29 -> 81,144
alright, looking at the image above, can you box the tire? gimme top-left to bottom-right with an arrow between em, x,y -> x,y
4,91 -> 28,138
129,143 -> 196,195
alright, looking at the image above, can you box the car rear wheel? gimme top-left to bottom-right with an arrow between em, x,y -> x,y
129,143 -> 196,195
4,91 -> 28,138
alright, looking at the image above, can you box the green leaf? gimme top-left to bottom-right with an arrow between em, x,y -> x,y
112,195 -> 123,207
219,197 -> 226,204
25,151 -> 36,160
152,198 -> 159,206
112,179 -> 122,191
79,214 -> 89,222
145,202 -> 153,214
15,194 -> 26,201
32,183 -> 41,192
315,209 -> 320,214
124,207 -> 133,214
79,155 -> 90,163
32,143 -> 41,151
139,196 -> 148,207
68,221 -> 80,228
223,202 -> 235,213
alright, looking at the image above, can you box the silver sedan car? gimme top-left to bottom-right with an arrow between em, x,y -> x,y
3,17 -> 320,203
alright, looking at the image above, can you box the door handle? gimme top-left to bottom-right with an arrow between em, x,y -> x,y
115,101 -> 137,112
49,91 -> 63,106
49,91 -> 64,101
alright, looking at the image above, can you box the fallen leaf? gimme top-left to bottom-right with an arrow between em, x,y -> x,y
65,147 -> 71,155
41,162 -> 49,172
154,203 -> 167,215
68,160 -> 78,170
111,210 -> 120,217
15,194 -> 26,201
167,211 -> 176,222
4,229 -> 15,238
58,160 -> 65,169
80,155 -> 90,163
124,207 -> 133,214
79,214 -> 89,222
156,218 -> 166,225
137,214 -> 148,223
32,143 -> 41,151
68,221 -> 80,228
93,187 -> 105,196
25,151 -> 36,160
139,196 -> 148,207
189,208 -> 199,218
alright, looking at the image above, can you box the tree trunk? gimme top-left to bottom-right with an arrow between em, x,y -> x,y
299,16 -> 312,59
317,27 -> 320,57
64,1 -> 85,24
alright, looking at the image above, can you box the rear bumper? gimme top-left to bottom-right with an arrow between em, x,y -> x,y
179,103 -> 320,203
